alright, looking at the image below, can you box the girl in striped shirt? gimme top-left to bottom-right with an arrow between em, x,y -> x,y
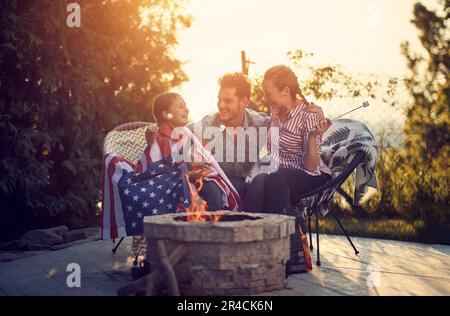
245,65 -> 332,213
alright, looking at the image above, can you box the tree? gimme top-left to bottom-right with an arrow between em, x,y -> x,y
0,0 -> 191,240
399,0 -> 449,223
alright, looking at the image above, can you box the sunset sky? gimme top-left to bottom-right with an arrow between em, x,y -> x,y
173,0 -> 438,125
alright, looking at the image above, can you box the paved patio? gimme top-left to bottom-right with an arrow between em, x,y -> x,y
0,232 -> 449,296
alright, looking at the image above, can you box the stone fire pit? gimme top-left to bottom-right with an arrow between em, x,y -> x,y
144,211 -> 296,295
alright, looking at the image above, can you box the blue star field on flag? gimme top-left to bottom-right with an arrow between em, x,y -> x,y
117,158 -> 191,236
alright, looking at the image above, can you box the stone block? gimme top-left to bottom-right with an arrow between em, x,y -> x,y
21,229 -> 64,246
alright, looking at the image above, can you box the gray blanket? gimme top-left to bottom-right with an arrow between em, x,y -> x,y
321,118 -> 379,206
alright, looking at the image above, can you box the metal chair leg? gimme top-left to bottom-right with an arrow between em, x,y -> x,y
112,237 -> 125,253
330,209 -> 359,255
308,213 -> 313,251
315,208 -> 321,266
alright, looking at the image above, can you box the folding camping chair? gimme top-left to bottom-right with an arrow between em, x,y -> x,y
103,121 -> 156,265
288,151 -> 364,267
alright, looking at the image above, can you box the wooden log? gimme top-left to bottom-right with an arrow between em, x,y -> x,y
152,240 -> 180,296
146,242 -> 188,295
117,244 -> 187,296
174,261 -> 193,285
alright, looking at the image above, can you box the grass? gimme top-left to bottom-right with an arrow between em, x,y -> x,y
312,216 -> 450,245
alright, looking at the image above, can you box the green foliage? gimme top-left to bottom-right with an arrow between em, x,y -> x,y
339,138 -> 449,226
317,217 -> 450,245
0,0 -> 191,240
396,0 -> 449,224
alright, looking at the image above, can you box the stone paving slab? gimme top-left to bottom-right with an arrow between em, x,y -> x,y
260,234 -> 450,296
0,234 -> 449,296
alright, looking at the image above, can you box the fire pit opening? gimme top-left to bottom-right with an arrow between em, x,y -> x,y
174,214 -> 262,222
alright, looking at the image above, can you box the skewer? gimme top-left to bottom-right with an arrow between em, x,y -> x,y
334,101 -> 370,119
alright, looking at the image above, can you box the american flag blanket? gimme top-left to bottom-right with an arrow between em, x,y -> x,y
101,123 -> 242,240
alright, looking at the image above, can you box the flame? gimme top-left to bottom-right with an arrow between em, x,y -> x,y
181,166 -> 221,223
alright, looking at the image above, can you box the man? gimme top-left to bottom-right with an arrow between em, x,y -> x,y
189,72 -> 327,201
